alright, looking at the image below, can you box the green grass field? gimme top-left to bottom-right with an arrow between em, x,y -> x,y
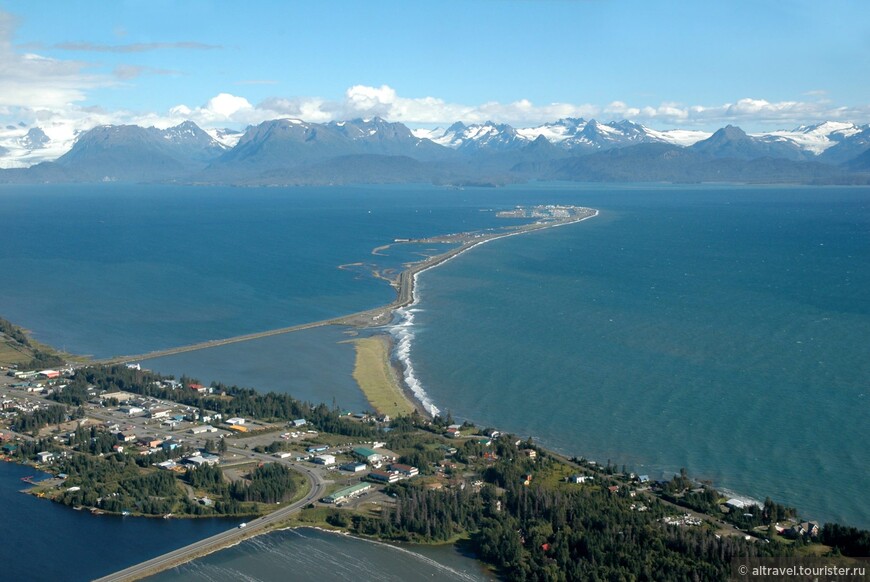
349,336 -> 416,417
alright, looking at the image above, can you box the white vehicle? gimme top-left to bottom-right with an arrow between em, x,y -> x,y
239,522 -> 247,529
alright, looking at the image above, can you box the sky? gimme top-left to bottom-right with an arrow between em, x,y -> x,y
1,0 -> 869,136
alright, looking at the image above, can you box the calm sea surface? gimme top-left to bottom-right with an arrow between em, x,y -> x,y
143,325 -> 369,412
1,183 -> 867,573
0,184 -> 521,358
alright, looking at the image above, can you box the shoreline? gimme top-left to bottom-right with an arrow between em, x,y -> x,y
387,209 -> 600,417
94,208 -> 598,367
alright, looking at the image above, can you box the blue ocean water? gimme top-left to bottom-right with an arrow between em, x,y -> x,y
406,184 -> 870,528
0,184 -> 523,358
1,182 -> 868,535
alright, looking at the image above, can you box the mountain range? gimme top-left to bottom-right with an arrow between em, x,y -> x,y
1,117 -> 869,186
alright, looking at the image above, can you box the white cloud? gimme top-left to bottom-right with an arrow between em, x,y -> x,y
2,3 -> 869,166
0,12 -> 109,111
205,93 -> 253,119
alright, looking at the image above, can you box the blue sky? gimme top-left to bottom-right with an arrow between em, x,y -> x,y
1,0 -> 869,132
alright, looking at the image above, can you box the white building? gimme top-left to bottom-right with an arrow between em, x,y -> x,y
314,454 -> 336,466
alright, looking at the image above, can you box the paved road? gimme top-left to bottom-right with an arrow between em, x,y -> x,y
95,210 -> 597,366
92,457 -> 327,582
1,386 -> 330,582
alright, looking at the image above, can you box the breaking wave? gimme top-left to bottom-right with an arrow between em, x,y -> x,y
390,272 -> 441,417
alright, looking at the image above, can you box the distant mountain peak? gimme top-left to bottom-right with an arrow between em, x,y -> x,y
20,127 -> 50,150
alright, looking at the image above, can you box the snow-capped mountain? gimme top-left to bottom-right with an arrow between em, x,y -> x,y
415,121 -> 528,152
0,124 -> 82,169
325,117 -> 451,160
416,118 -> 713,153
818,125 -> 870,165
205,127 -> 244,149
20,127 -> 50,150
50,122 -> 227,181
764,121 -> 863,155
691,125 -> 809,161
2,117 -> 870,186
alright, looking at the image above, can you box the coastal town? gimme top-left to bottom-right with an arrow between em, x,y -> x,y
1,356 -> 866,580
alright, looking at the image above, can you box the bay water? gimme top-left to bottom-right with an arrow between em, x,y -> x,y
0,461 -> 236,581
1,182 -> 868,576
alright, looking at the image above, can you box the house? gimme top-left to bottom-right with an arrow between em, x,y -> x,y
522,474 -> 533,486
339,462 -> 367,473
323,482 -> 371,504
183,455 -> 219,467
608,485 -> 620,493
36,451 -> 54,463
352,447 -> 382,464
117,431 -> 136,443
226,417 -> 246,425
188,425 -> 217,435
148,408 -> 171,420
788,521 -> 821,539
201,452 -> 221,463
38,370 -> 61,379
566,474 -> 589,484
389,463 -> 419,477
101,391 -> 132,402
638,475 -> 650,483
368,469 -> 400,484
291,419 -> 307,428
307,445 -> 329,454
522,449 -> 537,460
161,441 -> 179,452
118,406 -> 143,416
313,454 -> 336,466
